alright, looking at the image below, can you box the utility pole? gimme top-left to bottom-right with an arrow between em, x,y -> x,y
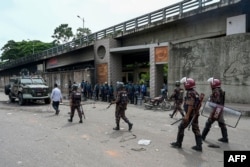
77,15 -> 84,29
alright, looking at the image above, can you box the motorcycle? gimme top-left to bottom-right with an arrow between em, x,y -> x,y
144,91 -> 172,111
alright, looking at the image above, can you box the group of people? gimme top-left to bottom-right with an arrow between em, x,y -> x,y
50,81 -> 133,131
51,83 -> 83,123
169,77 -> 228,152
69,80 -> 149,105
51,76 -> 229,152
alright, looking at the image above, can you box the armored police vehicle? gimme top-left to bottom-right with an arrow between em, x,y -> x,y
5,74 -> 51,105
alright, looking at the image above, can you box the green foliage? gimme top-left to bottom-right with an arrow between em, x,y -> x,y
163,63 -> 168,82
1,40 -> 19,60
51,24 -> 73,44
140,72 -> 150,85
75,27 -> 91,39
0,22 -> 92,62
1,40 -> 53,61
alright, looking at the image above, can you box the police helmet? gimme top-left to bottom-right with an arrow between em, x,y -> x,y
207,77 -> 221,89
175,81 -> 180,87
116,81 -> 124,91
180,77 -> 196,90
72,84 -> 78,91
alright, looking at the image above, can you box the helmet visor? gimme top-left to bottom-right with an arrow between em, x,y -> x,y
180,77 -> 187,84
207,77 -> 214,83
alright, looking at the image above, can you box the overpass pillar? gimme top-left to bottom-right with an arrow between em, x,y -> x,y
94,38 -> 120,85
149,43 -> 168,98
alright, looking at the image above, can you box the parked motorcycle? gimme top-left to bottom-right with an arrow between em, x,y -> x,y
144,91 -> 172,111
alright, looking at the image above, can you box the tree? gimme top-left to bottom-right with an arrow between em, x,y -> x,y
75,27 -> 91,39
0,40 -> 20,61
51,24 -> 73,44
1,40 -> 53,61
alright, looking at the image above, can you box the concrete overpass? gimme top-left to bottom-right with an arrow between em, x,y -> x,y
0,0 -> 249,103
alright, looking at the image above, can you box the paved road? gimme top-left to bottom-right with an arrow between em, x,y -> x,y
0,92 -> 249,167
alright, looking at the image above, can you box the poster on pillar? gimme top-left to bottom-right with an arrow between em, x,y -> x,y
97,63 -> 108,84
155,46 -> 168,64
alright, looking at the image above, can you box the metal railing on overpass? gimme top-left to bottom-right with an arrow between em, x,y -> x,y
0,0 -> 234,70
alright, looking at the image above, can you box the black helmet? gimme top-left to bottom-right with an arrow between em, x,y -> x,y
175,81 -> 180,87
72,84 -> 78,91
116,81 -> 124,91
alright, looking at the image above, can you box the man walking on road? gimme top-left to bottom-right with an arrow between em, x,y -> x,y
51,83 -> 63,115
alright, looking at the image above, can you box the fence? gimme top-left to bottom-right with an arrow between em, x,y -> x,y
0,0 -> 226,70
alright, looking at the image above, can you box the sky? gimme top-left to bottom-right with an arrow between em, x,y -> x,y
0,0 -> 183,53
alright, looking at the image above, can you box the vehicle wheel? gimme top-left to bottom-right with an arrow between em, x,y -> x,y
161,101 -> 172,111
9,93 -> 15,102
144,103 -> 153,110
44,98 -> 51,104
18,93 -> 25,106
4,84 -> 11,95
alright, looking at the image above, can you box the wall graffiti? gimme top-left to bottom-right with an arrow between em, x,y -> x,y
170,34 -> 250,103
178,37 -> 250,86
182,45 -> 206,80
223,50 -> 250,85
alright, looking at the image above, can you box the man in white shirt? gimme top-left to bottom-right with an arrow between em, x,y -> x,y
51,83 -> 63,115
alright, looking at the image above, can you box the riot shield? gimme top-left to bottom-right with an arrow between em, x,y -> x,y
201,101 -> 242,128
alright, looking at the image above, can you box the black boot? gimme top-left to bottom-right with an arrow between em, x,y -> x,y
192,135 -> 202,152
128,122 -> 133,131
218,127 -> 228,143
113,123 -> 120,130
68,117 -> 73,122
201,127 -> 210,141
171,131 -> 184,149
124,119 -> 133,131
201,121 -> 211,141
169,110 -> 176,118
79,119 -> 83,123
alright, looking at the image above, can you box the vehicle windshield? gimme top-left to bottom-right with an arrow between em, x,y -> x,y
31,78 -> 45,84
21,78 -> 32,84
20,78 -> 45,84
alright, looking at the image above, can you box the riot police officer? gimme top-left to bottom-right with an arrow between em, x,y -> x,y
171,77 -> 203,152
201,78 -> 228,143
169,81 -> 185,118
68,84 -> 83,123
112,82 -> 133,131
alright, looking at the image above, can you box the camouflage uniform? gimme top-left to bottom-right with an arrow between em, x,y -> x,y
169,86 -> 184,118
171,77 -> 203,152
68,89 -> 83,123
201,87 -> 228,142
113,88 -> 133,131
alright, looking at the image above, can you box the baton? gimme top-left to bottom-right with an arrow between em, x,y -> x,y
188,115 -> 196,130
171,118 -> 182,125
80,104 -> 85,119
106,103 -> 113,109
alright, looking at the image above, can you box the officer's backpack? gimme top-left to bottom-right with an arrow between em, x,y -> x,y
120,91 -> 128,105
73,91 -> 82,102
